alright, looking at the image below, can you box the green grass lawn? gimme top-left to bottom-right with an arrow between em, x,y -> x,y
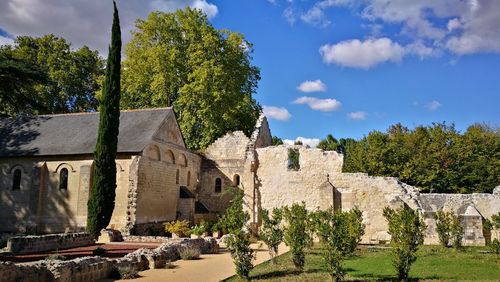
225,245 -> 500,281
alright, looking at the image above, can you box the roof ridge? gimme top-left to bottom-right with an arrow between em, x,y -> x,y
2,107 -> 173,119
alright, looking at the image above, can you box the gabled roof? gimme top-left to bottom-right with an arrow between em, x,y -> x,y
0,108 -> 177,157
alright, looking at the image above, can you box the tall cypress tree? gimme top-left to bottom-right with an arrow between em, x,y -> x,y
87,1 -> 121,239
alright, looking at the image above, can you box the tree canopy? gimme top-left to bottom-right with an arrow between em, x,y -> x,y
326,122 -> 499,194
0,35 -> 104,116
121,8 -> 261,150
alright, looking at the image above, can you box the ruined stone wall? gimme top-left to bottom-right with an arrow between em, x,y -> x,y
0,155 -> 134,233
199,131 -> 249,213
6,233 -> 93,254
133,142 -> 201,229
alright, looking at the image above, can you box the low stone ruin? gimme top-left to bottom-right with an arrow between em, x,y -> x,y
0,237 -> 218,282
6,233 -> 94,254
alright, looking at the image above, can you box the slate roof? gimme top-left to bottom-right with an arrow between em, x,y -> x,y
0,108 -> 173,157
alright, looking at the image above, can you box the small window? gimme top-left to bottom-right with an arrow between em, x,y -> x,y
176,169 -> 180,184
12,169 -> 21,190
59,168 -> 68,190
215,178 -> 222,193
187,171 -> 191,186
287,148 -> 300,170
233,174 -> 240,186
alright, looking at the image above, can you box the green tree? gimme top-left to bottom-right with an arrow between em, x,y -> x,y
87,1 -> 121,239
383,206 -> 426,281
0,52 -> 47,116
0,35 -> 103,115
317,134 -> 340,151
271,136 -> 284,145
121,8 -> 261,150
450,214 -> 463,249
260,208 -> 284,264
282,202 -> 311,271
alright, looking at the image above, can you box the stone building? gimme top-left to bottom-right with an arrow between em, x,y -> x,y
0,108 -> 201,234
1,108 -> 499,245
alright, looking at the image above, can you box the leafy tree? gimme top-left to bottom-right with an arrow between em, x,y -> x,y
87,1 -> 121,239
383,206 -> 426,281
220,188 -> 254,280
287,148 -> 300,170
294,140 -> 303,145
0,35 -> 103,115
282,202 -> 311,271
260,208 -> 284,264
271,136 -> 284,145
0,52 -> 47,116
121,8 -> 261,150
317,134 -> 340,152
346,207 -> 365,254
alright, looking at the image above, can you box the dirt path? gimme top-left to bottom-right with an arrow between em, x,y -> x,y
123,243 -> 288,282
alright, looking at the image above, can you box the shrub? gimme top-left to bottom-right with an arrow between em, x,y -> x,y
164,220 -> 191,237
227,231 -> 255,279
92,246 -> 107,256
46,253 -> 66,261
179,246 -> 201,260
434,210 -> 453,247
450,215 -> 464,249
221,188 -> 254,280
260,208 -> 283,264
490,238 -> 500,255
116,265 -> 139,279
190,224 -> 206,236
282,202 -> 311,271
383,206 -> 426,281
313,207 -> 366,282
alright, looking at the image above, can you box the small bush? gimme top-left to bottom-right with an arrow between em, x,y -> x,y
282,202 -> 311,271
46,253 -> 66,261
179,246 -> 201,260
92,246 -> 107,256
450,215 -> 463,249
227,231 -> 254,279
383,206 -> 426,281
490,238 -> 500,255
164,220 -> 191,237
116,265 -> 139,279
434,210 -> 453,247
190,224 -> 206,236
260,208 -> 283,264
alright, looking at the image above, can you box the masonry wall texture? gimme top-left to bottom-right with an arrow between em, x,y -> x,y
1,110 -> 498,247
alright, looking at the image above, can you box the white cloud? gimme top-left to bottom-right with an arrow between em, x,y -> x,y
0,35 -> 14,46
347,111 -> 367,120
283,7 -> 297,25
301,6 -> 330,27
263,106 -> 292,121
447,18 -> 462,32
0,0 -> 218,55
426,100 -> 442,111
190,0 -> 218,19
319,38 -> 404,69
293,96 -> 341,112
405,41 -> 441,59
297,79 -> 327,93
283,136 -> 321,147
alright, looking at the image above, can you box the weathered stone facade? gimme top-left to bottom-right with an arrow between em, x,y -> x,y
1,109 -> 498,245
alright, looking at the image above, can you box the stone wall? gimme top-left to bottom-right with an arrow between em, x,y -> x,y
6,233 -> 94,254
0,155 -> 134,233
0,238 -> 218,282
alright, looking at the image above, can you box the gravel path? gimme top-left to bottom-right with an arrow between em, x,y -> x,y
122,242 -> 289,282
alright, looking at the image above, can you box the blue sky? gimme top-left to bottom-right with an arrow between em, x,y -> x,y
1,0 -> 499,146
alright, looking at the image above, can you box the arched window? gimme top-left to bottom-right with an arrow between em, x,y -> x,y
178,154 -> 187,167
176,169 -> 180,185
164,150 -> 175,164
187,171 -> 191,186
12,169 -> 21,190
215,178 -> 222,193
233,174 -> 240,186
59,168 -> 68,190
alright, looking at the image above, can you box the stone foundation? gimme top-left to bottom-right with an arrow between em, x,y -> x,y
0,238 -> 218,282
6,233 -> 94,254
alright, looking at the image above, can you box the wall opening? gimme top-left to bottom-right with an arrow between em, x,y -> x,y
59,168 -> 68,190
287,148 -> 300,170
187,171 -> 191,186
179,154 -> 188,167
12,169 -> 21,190
176,169 -> 180,185
233,174 -> 240,186
164,150 -> 175,164
215,178 -> 222,193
